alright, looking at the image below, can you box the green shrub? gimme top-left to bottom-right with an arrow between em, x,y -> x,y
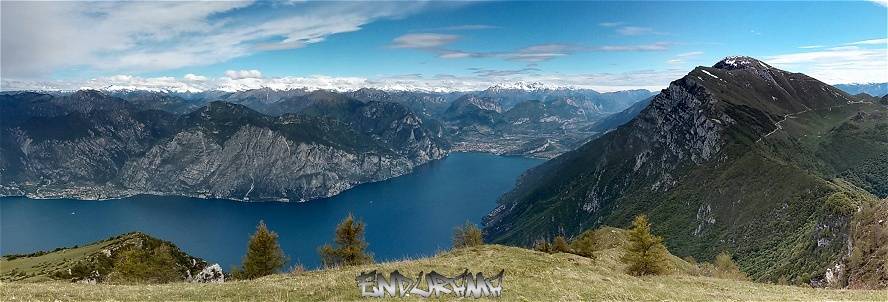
452,221 -> 483,249
825,191 -> 856,215
845,199 -> 888,289
108,244 -> 181,283
713,251 -> 748,280
570,231 -> 598,259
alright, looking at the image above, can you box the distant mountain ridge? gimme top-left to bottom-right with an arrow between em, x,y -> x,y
3,86 -> 654,159
834,83 -> 888,97
1,84 -> 653,199
0,90 -> 446,201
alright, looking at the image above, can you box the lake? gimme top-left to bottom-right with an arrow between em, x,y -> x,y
0,152 -> 541,269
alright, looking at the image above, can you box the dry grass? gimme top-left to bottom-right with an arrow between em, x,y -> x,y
2,244 -> 884,301
1,239 -> 117,282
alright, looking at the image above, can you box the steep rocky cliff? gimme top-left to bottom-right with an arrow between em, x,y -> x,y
0,92 -> 447,201
484,57 -> 888,286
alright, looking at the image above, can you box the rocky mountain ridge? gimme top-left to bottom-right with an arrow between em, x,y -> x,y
483,56 -> 888,287
0,91 -> 446,201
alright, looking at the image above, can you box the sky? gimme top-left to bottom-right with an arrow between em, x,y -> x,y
1,1 -> 886,92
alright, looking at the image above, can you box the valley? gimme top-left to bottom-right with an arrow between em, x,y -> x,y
2,0 -> 886,300
2,58 -> 886,291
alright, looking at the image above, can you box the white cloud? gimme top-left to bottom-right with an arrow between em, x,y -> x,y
1,68 -> 684,93
677,51 -> 704,57
184,74 -> 208,82
596,42 -> 671,52
425,42 -> 672,63
868,0 -> 887,7
666,51 -> 704,64
419,24 -> 499,31
847,38 -> 887,46
499,44 -> 577,62
1,1 -> 435,78
616,26 -> 655,36
799,45 -> 824,49
225,70 -> 263,79
0,75 -> 211,93
766,45 -> 888,84
439,51 -> 475,59
598,22 -> 623,27
391,33 -> 460,49
599,22 -> 665,36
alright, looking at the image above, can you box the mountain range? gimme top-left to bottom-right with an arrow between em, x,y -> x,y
0,85 -> 653,200
1,56 -> 885,289
835,83 -> 888,98
0,90 -> 447,201
483,56 -> 888,287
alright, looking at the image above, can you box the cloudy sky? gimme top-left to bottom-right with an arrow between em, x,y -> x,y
1,1 -> 886,92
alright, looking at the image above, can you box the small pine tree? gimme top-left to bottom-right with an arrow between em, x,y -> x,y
621,214 -> 670,276
319,214 -> 373,268
570,231 -> 598,260
453,221 -> 484,249
552,235 -> 572,253
238,220 -> 287,279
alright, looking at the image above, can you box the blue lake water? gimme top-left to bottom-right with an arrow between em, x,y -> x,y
0,152 -> 541,269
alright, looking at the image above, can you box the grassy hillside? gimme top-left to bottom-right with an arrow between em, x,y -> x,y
1,232 -> 207,283
1,237 -> 116,282
1,228 -> 883,301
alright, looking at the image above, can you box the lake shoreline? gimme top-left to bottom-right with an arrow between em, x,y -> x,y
0,151 -> 545,203
1,153 -> 543,269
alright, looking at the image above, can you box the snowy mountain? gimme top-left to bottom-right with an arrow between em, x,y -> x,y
834,83 -> 888,97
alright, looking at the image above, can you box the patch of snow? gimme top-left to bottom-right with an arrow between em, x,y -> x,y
701,70 -> 719,79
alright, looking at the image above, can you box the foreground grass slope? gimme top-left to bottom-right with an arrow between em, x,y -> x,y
1,233 -> 207,283
2,228 -> 883,301
1,237 -> 116,282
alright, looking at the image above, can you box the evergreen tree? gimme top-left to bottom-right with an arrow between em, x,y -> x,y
452,221 -> 484,249
238,220 -> 287,279
319,214 -> 373,268
621,214 -> 670,276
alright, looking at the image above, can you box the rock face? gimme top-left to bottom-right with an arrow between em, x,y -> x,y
484,57 -> 888,286
192,264 -> 225,283
0,92 -> 447,201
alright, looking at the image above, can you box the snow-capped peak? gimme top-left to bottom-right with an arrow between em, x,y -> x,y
486,81 -> 564,92
713,56 -> 771,71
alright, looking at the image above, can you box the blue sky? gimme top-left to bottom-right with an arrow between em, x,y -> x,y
1,1 -> 886,92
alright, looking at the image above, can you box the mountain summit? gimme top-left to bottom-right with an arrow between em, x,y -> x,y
484,56 -> 888,287
712,55 -> 773,70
